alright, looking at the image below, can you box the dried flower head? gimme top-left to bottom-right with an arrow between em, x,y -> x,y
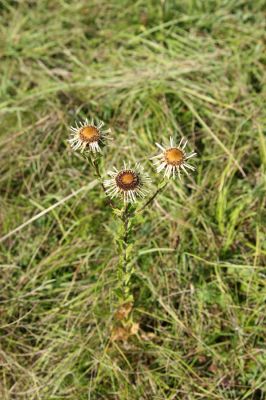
151,137 -> 196,179
68,118 -> 111,153
104,162 -> 151,203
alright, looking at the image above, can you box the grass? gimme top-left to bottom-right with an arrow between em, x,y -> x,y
0,0 -> 265,399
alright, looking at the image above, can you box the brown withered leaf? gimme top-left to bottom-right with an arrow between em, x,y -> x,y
140,332 -> 156,341
111,322 -> 139,342
130,322 -> 139,335
114,302 -> 133,321
111,327 -> 130,342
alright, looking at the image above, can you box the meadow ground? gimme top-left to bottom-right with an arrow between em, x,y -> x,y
0,1 -> 265,399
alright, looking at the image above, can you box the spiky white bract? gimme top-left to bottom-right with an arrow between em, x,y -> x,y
151,136 -> 196,179
68,118 -> 111,153
104,162 -> 151,203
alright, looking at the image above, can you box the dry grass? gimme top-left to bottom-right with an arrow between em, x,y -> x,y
0,1 -> 265,399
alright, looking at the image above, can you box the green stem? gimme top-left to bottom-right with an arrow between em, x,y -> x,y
121,203 -> 132,301
137,181 -> 168,214
117,181 -> 168,301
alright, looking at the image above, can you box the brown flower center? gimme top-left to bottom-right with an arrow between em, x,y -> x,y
165,148 -> 184,166
116,170 -> 139,191
79,126 -> 100,143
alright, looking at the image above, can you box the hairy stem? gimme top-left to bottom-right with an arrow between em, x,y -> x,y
121,203 -> 132,300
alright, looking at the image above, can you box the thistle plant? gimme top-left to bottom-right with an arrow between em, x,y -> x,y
68,116 -> 197,334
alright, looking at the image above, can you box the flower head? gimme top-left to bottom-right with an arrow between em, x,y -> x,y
68,118 -> 111,153
104,162 -> 151,203
151,137 -> 196,179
